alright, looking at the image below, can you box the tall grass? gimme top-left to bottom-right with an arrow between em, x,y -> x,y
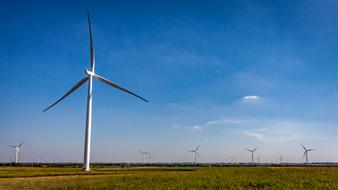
1,167 -> 338,189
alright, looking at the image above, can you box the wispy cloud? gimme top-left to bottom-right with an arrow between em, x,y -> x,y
241,121 -> 303,142
242,131 -> 267,141
192,118 -> 245,130
206,118 -> 245,126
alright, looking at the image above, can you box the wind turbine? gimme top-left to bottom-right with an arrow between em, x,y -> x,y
49,155 -> 54,163
246,147 -> 257,164
256,155 -> 261,163
301,144 -> 315,164
36,156 -> 41,164
277,155 -> 283,164
147,153 -> 153,162
139,150 -> 149,164
229,156 -> 235,163
112,153 -> 119,164
189,144 -> 200,164
10,141 -> 23,163
43,13 -> 148,171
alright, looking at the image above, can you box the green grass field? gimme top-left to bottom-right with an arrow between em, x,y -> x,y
1,166 -> 338,189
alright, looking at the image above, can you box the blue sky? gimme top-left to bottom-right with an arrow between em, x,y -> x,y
1,0 -> 338,163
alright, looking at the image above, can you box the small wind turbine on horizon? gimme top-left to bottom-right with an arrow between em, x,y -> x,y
301,144 -> 315,164
139,150 -> 149,164
10,141 -> 23,163
43,13 -> 148,171
246,147 -> 257,164
147,153 -> 153,162
230,156 -> 235,163
189,144 -> 200,164
49,155 -> 54,163
277,155 -> 283,164
36,156 -> 41,164
112,153 -> 119,164
256,155 -> 261,163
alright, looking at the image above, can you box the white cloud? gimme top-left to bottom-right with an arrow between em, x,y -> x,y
243,95 -> 260,102
242,131 -> 267,141
241,122 -> 303,143
193,125 -> 204,130
191,118 -> 245,130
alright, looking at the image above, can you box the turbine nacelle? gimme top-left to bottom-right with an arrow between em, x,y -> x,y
85,69 -> 95,76
246,147 -> 258,153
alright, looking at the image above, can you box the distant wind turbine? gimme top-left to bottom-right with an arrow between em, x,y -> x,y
36,156 -> 41,164
10,141 -> 23,163
112,153 -> 119,164
139,150 -> 149,164
43,13 -> 148,171
147,153 -> 153,162
256,155 -> 261,163
277,155 -> 283,164
246,147 -> 258,164
301,144 -> 315,163
189,144 -> 200,164
230,156 -> 235,163
49,155 -> 54,163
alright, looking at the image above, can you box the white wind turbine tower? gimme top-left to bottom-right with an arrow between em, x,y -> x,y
43,13 -> 148,171
246,147 -> 257,164
139,150 -> 149,164
10,141 -> 23,163
301,144 -> 315,164
189,144 -> 200,164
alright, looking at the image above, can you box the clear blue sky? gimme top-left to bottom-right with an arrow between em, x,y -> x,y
1,0 -> 338,163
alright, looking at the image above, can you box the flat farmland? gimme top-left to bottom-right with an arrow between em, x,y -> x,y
1,166 -> 338,189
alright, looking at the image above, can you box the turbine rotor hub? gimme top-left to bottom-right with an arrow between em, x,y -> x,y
85,69 -> 95,76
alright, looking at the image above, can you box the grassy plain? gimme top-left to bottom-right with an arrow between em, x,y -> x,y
1,166 -> 338,189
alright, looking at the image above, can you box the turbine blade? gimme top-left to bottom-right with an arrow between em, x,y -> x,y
308,149 -> 315,151
87,12 -> 95,71
93,73 -> 148,102
196,152 -> 200,158
9,145 -> 16,148
195,144 -> 200,151
18,141 -> 24,148
253,147 -> 258,152
43,77 -> 89,112
303,151 -> 306,158
246,149 -> 251,152
301,144 -> 306,150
